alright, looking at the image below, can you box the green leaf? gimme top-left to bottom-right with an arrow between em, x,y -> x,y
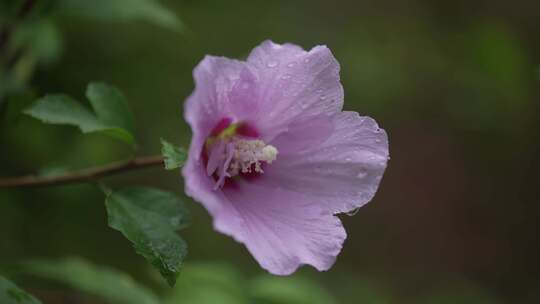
250,275 -> 337,304
164,263 -> 249,304
105,187 -> 190,286
161,138 -> 187,170
0,275 -> 41,304
19,258 -> 159,304
24,82 -> 136,145
55,0 -> 183,32
86,82 -> 136,143
24,94 -> 105,131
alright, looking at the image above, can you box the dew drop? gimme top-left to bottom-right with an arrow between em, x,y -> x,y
315,89 -> 323,94
287,62 -> 296,68
356,169 -> 367,178
281,74 -> 291,80
304,58 -> 311,63
320,94 -> 327,100
346,208 -> 360,216
266,61 -> 278,68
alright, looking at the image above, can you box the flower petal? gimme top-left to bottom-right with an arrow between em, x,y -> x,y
184,56 -> 248,204
183,56 -> 245,218
217,182 -> 346,275
184,55 -> 246,137
263,112 -> 389,214
269,115 -> 335,155
183,144 -> 227,218
184,158 -> 346,275
227,68 -> 260,122
246,40 -> 344,140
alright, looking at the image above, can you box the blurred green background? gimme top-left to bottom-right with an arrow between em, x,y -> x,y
1,0 -> 540,303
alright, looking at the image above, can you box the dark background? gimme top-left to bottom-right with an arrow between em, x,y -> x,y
1,0 -> 540,303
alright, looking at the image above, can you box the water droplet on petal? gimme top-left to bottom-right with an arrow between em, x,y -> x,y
320,94 -> 327,100
357,169 -> 367,178
281,74 -> 291,80
346,208 -> 360,216
304,58 -> 311,63
267,61 -> 278,68
316,89 -> 323,94
287,62 -> 296,68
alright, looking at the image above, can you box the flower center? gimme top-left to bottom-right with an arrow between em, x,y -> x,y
204,120 -> 278,189
228,138 -> 278,176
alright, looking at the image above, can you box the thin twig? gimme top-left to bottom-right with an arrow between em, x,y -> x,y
0,155 -> 165,188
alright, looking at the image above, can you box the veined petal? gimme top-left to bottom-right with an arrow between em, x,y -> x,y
183,56 -> 247,200
263,112 -> 389,214
218,182 -> 346,275
184,55 -> 246,137
246,40 -> 344,141
184,155 -> 346,276
269,115 -> 334,155
227,68 -> 260,122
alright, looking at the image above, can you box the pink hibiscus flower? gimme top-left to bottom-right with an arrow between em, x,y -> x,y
182,40 -> 389,275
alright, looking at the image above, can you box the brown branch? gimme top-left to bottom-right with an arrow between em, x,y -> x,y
0,155 -> 165,188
